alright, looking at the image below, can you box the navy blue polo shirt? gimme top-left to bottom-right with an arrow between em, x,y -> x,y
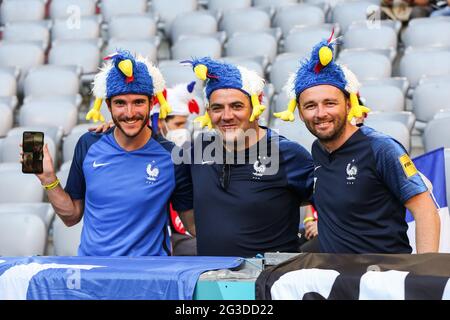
312,126 -> 427,254
190,127 -> 314,257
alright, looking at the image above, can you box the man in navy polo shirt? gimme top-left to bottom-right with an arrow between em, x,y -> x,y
180,57 -> 314,257
29,51 -> 193,256
274,35 -> 440,254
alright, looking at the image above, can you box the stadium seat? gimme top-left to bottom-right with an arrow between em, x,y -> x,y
1,131 -> 57,164
207,0 -> 252,14
105,38 -> 158,62
361,77 -> 409,96
364,119 -> 411,152
221,56 -> 266,77
269,53 -> 303,93
2,21 -> 50,48
0,68 -> 16,98
0,104 -> 13,137
343,24 -> 397,51
273,4 -> 325,36
24,65 -> 80,98
337,49 -> 392,80
0,163 -> 44,203
171,35 -> 222,60
225,32 -> 277,62
254,0 -> 297,7
402,18 -> 450,47
19,100 -> 78,135
62,124 -> 93,163
100,0 -> 148,22
283,24 -> 337,57
108,14 -> 157,40
170,11 -> 218,43
49,40 -> 101,74
50,0 -> 98,19
51,16 -> 102,41
0,0 -> 46,24
272,91 -> 291,114
332,0 -> 380,32
0,212 -> 47,256
158,60 -> 203,88
0,203 -> 55,230
424,117 -> 450,152
151,0 -> 198,33
8,126 -> 64,151
413,78 -> 450,123
366,111 -> 416,132
359,83 -> 405,112
52,215 -> 83,256
219,8 -> 271,37
399,47 -> 450,88
57,161 -> 72,188
445,148 -> 450,204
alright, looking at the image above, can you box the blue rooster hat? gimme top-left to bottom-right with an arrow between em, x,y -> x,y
182,57 -> 266,128
274,30 -> 370,123
86,50 -> 171,123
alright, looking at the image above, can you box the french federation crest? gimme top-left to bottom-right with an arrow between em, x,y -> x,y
146,162 -> 159,182
346,159 -> 358,181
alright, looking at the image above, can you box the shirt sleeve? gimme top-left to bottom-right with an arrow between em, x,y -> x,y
281,140 -> 315,203
170,146 -> 193,212
371,137 -> 427,204
64,136 -> 87,200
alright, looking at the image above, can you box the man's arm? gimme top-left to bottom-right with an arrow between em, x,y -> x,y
28,144 -> 84,227
178,209 -> 196,237
405,191 -> 440,253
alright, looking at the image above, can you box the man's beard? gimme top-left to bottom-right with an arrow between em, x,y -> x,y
304,113 -> 347,143
112,113 -> 149,138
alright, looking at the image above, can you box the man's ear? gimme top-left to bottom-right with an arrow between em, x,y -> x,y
297,99 -> 304,121
106,99 -> 111,111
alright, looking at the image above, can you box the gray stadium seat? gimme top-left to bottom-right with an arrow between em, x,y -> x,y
52,215 -> 83,256
0,104 -> 13,137
105,38 -> 158,62
337,49 -> 392,80
364,119 -> 410,152
399,47 -> 450,88
283,24 -> 337,57
101,0 -> 148,21
343,24 -> 397,51
24,65 -> 80,97
108,14 -> 157,40
0,163 -> 44,203
159,60 -> 201,87
0,212 -> 47,256
366,111 -> 416,132
0,0 -> 46,24
151,0 -> 198,33
221,56 -> 265,77
19,101 -> 78,135
170,11 -> 218,43
413,78 -> 450,123
57,161 -> 72,188
272,91 -> 290,114
269,53 -> 303,93
49,40 -> 101,74
332,0 -> 380,32
8,125 -> 64,151
51,16 -> 102,41
0,203 -> 55,230
0,68 -> 17,98
1,131 -> 57,164
63,124 -> 93,163
171,35 -> 222,60
2,22 -> 50,48
359,83 -> 405,112
207,0 -> 252,14
50,0 -> 97,19
402,18 -> 450,47
273,4 -> 325,36
225,32 -> 277,62
220,8 -> 271,37
424,117 -> 450,152
361,77 -> 409,95
254,0 -> 297,7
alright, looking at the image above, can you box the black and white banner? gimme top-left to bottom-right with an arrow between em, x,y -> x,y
256,253 -> 450,300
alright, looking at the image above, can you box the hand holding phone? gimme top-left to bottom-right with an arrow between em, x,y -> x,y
22,131 -> 44,174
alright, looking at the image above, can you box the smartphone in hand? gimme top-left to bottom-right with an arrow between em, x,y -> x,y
22,131 -> 44,174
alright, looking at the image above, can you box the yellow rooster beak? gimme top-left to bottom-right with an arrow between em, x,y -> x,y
319,46 -> 333,67
194,64 -> 208,81
118,59 -> 133,78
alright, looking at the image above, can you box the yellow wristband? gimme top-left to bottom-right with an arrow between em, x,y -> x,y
43,179 -> 60,191
303,217 -> 315,224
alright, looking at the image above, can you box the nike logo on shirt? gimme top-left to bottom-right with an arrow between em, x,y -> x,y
93,161 -> 111,168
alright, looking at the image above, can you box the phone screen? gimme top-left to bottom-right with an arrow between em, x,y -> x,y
22,131 -> 44,174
